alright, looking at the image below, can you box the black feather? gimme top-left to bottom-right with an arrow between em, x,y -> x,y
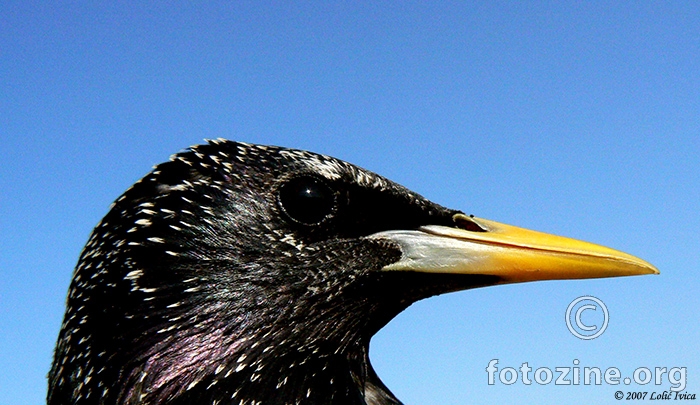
49,140 -> 495,405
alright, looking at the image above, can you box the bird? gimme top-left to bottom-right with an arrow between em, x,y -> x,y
49,139 -> 658,405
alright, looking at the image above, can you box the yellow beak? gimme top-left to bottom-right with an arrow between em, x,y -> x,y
372,213 -> 658,284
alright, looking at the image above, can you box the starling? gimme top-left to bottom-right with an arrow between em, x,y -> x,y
49,140 -> 657,404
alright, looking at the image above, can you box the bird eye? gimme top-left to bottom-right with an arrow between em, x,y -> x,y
278,176 -> 336,225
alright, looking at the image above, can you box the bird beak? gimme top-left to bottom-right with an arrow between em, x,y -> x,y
371,213 -> 658,284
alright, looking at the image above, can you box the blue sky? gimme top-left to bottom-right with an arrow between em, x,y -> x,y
1,2 -> 698,404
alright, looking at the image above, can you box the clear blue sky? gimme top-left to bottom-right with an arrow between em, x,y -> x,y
2,2 -> 698,404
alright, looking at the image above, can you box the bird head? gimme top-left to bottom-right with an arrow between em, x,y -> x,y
49,140 -> 657,405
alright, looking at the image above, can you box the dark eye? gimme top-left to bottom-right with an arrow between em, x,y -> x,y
278,176 -> 336,225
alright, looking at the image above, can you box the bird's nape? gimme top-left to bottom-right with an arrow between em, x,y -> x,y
49,139 -> 657,405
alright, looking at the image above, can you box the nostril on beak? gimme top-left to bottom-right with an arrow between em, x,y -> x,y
453,213 -> 488,232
